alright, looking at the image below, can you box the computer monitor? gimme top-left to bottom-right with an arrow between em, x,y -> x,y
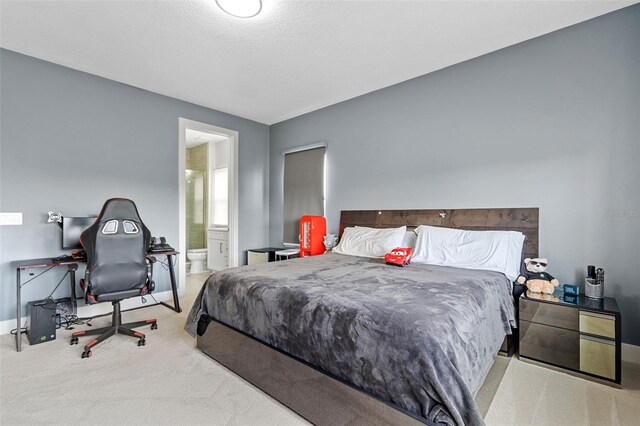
62,217 -> 96,250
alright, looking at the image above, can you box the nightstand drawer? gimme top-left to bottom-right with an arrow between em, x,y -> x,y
579,311 -> 615,339
248,251 -> 268,265
580,335 -> 616,380
520,298 -> 578,331
519,320 -> 579,371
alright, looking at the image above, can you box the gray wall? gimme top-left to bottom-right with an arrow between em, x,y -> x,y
0,49 -> 270,322
270,6 -> 640,344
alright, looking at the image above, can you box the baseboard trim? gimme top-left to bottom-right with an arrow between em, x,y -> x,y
0,290 -> 173,336
622,343 -> 640,364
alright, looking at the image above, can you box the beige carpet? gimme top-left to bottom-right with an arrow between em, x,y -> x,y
485,357 -> 640,426
0,274 -> 306,426
1,273 -> 638,425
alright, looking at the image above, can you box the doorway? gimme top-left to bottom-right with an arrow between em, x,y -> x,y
178,118 -> 238,296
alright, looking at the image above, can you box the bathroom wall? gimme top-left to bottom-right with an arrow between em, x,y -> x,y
186,143 -> 208,250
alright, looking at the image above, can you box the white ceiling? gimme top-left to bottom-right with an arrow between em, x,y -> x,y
186,129 -> 228,148
1,1 -> 636,125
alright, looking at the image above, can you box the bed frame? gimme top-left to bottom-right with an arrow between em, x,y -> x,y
197,207 -> 539,426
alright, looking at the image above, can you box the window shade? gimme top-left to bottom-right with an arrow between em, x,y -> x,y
283,147 -> 326,244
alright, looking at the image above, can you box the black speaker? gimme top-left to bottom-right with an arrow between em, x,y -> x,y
26,299 -> 57,345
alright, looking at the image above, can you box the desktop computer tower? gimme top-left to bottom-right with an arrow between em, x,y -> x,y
26,299 -> 57,345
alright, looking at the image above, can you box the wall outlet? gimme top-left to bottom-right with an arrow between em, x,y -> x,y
0,212 -> 23,225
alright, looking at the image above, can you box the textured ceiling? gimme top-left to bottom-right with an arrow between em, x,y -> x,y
0,1 -> 636,124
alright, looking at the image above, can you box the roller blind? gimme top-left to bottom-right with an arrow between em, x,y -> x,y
283,147 -> 326,244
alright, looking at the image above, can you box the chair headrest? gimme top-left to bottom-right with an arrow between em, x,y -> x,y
96,198 -> 143,223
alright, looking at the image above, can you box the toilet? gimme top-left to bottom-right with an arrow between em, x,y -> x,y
186,248 -> 208,274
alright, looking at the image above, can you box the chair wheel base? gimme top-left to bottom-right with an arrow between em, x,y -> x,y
71,303 -> 156,357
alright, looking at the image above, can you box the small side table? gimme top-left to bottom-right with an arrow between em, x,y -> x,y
247,247 -> 285,265
519,289 -> 621,386
275,249 -> 300,261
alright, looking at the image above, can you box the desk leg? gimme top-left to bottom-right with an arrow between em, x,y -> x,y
68,265 -> 77,310
160,254 -> 182,313
16,268 -> 22,352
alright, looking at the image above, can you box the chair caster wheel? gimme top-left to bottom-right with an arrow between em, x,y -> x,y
70,337 -> 79,345
151,323 -> 158,330
81,350 -> 92,358
138,338 -> 146,346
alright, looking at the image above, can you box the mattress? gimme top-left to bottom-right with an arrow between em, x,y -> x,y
185,253 -> 516,425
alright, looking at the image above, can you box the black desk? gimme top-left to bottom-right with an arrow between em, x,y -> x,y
11,251 -> 180,352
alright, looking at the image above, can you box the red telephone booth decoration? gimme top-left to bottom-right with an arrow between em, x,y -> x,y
299,215 -> 326,257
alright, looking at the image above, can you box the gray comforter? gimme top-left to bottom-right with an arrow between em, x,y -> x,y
185,253 -> 515,426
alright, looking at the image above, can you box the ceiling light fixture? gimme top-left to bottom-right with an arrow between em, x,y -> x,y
216,0 -> 262,18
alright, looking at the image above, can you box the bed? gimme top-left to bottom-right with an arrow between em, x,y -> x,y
185,208 -> 539,426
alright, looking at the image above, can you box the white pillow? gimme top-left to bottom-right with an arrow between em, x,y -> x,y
334,226 -> 407,258
411,225 -> 524,281
356,227 -> 417,250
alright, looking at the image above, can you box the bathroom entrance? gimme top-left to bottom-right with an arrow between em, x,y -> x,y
179,119 -> 238,293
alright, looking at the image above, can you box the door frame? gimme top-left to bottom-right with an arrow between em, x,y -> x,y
178,118 -> 239,294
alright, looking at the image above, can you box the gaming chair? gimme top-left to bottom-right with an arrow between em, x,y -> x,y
70,198 -> 157,358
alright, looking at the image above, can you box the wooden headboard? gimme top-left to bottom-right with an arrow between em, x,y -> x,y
339,208 -> 539,260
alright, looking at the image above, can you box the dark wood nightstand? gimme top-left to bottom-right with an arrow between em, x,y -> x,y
519,290 -> 621,386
